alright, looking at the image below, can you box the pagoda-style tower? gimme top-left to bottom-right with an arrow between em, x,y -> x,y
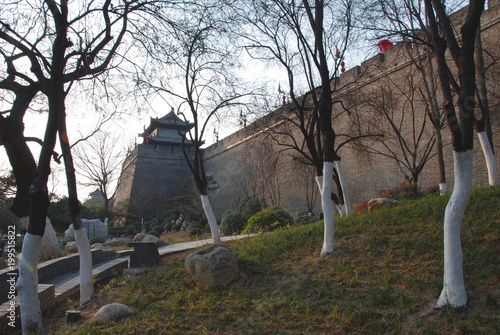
114,111 -> 195,220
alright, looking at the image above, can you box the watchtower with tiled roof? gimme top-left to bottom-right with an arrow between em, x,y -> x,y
114,111 -> 195,220
139,111 -> 194,148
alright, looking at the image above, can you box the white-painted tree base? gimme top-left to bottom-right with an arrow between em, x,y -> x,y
201,194 -> 221,244
477,131 -> 498,186
337,204 -> 346,217
74,228 -> 94,304
436,150 -> 473,309
334,160 -> 352,215
439,183 -> 447,195
321,162 -> 335,256
20,217 -> 62,262
17,233 -> 43,334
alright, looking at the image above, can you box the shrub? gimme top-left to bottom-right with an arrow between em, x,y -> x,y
89,237 -> 105,245
237,197 -> 262,219
244,206 -> 294,233
164,221 -> 174,232
294,211 -> 318,225
220,210 -> 247,235
187,222 -> 202,237
152,225 -> 163,235
377,181 -> 420,200
204,223 -> 211,233
124,226 -> 136,236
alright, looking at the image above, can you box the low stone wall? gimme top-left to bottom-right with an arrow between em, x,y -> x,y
0,249 -> 117,304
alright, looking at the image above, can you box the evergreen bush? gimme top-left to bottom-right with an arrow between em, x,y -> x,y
244,206 -> 294,233
237,197 -> 262,219
152,225 -> 163,236
294,211 -> 318,225
187,222 -> 202,237
164,221 -> 174,232
220,210 -> 247,235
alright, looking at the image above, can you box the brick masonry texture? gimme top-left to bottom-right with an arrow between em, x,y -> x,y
116,1 -> 500,220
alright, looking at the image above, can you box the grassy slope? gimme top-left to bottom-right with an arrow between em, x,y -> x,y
54,186 -> 499,334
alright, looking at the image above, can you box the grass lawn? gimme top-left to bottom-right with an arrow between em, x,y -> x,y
46,186 -> 499,334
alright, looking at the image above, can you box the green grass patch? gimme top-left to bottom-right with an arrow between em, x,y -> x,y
52,186 -> 500,334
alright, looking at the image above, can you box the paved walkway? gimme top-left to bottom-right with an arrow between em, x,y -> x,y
49,234 -> 256,295
156,234 -> 256,255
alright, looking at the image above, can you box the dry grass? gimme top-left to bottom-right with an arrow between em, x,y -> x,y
43,186 -> 499,335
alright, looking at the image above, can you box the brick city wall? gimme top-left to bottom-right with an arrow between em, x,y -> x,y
203,1 -> 500,218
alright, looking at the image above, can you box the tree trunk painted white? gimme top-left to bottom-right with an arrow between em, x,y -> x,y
74,228 -> 94,304
436,150 -> 473,309
20,217 -> 61,262
315,175 -> 345,215
477,131 -> 498,186
200,194 -> 221,244
315,175 -> 323,196
16,233 -> 43,334
337,204 -> 346,216
439,183 -> 447,195
334,160 -> 352,215
321,162 -> 335,256
38,217 -> 62,261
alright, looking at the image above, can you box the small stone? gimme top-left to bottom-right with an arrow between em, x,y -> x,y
65,241 -> 78,253
132,233 -> 145,242
103,238 -> 130,248
93,303 -> 134,323
142,234 -> 168,247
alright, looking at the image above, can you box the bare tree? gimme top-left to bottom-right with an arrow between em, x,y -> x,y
358,75 -> 436,191
74,132 -> 126,221
475,27 -> 498,185
0,0 -> 156,331
424,0 -> 485,308
242,134 -> 283,209
137,1 -> 254,244
239,0 -> 360,254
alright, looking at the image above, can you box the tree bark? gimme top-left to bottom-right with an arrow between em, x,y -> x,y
436,150 -> 473,308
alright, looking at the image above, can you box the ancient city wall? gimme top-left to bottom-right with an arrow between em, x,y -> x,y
203,1 -> 500,219
114,142 -> 193,216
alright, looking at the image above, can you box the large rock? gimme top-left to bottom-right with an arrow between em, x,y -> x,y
185,244 -> 245,288
93,303 -> 134,323
367,198 -> 402,211
103,238 -> 130,248
64,219 -> 108,240
39,218 -> 63,261
142,234 -> 168,247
